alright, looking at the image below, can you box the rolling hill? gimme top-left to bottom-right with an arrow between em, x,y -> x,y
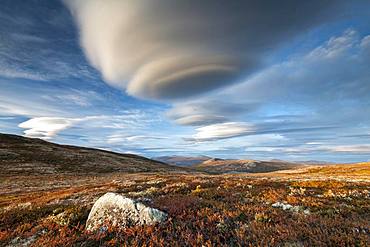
292,162 -> 370,179
0,133 -> 185,176
194,158 -> 301,174
154,155 -> 211,167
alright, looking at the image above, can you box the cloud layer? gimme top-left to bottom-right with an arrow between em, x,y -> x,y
65,0 -> 340,100
18,117 -> 81,139
188,122 -> 255,142
169,29 -> 370,128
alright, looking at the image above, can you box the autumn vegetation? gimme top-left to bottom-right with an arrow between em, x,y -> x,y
1,171 -> 369,246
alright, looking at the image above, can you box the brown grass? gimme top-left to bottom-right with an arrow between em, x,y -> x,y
0,172 -> 369,246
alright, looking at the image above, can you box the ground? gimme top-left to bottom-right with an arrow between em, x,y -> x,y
0,170 -> 369,246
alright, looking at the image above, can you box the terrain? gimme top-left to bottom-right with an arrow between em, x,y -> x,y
154,155 -> 211,167
0,133 -> 183,176
0,133 -> 302,176
0,134 -> 369,246
194,158 -> 302,174
155,155 -> 304,174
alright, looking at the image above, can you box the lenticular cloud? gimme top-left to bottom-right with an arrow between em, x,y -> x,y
65,0 -> 339,101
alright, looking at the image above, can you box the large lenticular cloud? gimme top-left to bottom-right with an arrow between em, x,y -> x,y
65,0 -> 340,100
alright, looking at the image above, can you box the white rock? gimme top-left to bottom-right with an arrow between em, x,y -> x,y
86,192 -> 167,231
272,202 -> 310,214
303,209 -> 311,215
272,202 -> 293,210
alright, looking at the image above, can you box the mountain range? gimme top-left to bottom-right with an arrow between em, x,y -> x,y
0,133 -> 346,176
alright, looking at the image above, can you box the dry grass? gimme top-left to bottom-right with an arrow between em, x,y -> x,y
0,172 -> 369,246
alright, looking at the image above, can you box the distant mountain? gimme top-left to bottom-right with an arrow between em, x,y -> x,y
154,155 -> 211,167
194,158 -> 301,174
0,133 -> 185,176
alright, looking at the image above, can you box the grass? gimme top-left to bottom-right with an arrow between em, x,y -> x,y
0,173 -> 369,246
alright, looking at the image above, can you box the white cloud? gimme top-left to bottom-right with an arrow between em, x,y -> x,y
0,98 -> 62,117
65,0 -> 337,100
189,122 -> 255,142
166,100 -> 256,126
17,111 -> 157,141
0,65 -> 48,81
41,90 -> 102,107
107,134 -> 166,144
18,117 -> 82,139
122,150 -> 143,156
327,145 -> 370,153
307,29 -> 358,60
196,29 -> 370,131
63,0 -> 242,100
246,144 -> 370,154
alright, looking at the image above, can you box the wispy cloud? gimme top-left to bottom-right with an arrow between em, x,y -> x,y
17,109 -> 165,141
246,144 -> 370,155
0,1 -> 97,82
167,100 -> 257,126
187,122 -> 255,142
18,117 -> 82,139
107,134 -> 167,144
41,90 -> 103,107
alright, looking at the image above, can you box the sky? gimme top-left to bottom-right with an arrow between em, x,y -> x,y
1,0 -> 370,163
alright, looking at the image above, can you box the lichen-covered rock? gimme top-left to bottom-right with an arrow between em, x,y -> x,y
272,202 -> 310,214
86,192 -> 167,231
272,202 -> 293,210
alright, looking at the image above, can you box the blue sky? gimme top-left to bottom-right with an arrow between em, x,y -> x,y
1,0 -> 370,162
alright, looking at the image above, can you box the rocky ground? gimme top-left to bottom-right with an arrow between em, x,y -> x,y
0,171 -> 369,246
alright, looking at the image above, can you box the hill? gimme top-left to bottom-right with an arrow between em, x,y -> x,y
0,133 -> 184,176
243,161 -> 370,182
285,162 -> 370,180
154,155 -> 211,167
194,158 -> 301,174
303,162 -> 370,176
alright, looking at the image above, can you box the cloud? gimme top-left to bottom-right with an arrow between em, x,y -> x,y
175,29 -> 370,138
65,0 -> 341,100
0,64 -> 49,81
107,134 -> 167,144
0,80 -> 104,117
246,144 -> 370,155
17,110 -> 158,140
41,89 -> 103,107
325,145 -> 370,154
173,115 -> 227,126
228,29 -> 370,104
167,100 -> 258,126
187,122 -> 255,142
18,117 -> 82,139
0,97 -> 62,117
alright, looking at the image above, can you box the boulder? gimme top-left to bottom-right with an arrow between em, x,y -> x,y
86,192 -> 167,231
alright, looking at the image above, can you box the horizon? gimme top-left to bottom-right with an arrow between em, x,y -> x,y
1,0 -> 370,163
0,132 -> 364,164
